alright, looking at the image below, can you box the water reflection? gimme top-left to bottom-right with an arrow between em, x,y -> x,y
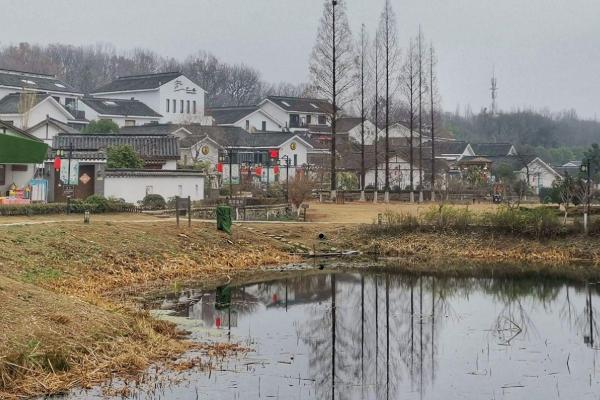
79,272 -> 600,399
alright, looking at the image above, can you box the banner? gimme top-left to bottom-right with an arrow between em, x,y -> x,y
59,160 -> 79,185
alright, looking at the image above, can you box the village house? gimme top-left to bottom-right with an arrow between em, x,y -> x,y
77,97 -> 162,127
257,96 -> 332,133
0,93 -> 82,130
519,157 -> 562,194
91,71 -> 209,125
47,133 -> 184,202
206,105 -> 284,132
471,143 -> 518,157
26,116 -> 81,145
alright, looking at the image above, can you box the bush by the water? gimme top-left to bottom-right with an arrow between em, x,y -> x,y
368,205 -> 565,238
141,194 -> 166,210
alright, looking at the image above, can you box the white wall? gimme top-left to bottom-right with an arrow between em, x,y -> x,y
0,164 -> 35,194
348,120 -> 377,145
1,98 -> 71,129
104,175 -> 205,203
27,123 -> 62,145
519,159 -> 560,194
159,75 -> 205,124
233,110 -> 283,132
365,156 -> 423,190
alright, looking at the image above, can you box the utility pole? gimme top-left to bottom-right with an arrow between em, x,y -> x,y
330,0 -> 338,201
582,159 -> 592,234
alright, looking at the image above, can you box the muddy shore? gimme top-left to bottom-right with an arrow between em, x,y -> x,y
1,217 -> 600,398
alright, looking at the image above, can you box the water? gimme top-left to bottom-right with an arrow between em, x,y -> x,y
67,270 -> 600,399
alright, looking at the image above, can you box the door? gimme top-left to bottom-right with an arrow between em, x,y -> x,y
54,164 -> 96,202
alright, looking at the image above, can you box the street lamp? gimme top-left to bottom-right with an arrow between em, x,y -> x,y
581,160 -> 592,234
280,154 -> 291,203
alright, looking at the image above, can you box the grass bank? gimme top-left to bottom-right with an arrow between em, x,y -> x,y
0,219 -> 294,399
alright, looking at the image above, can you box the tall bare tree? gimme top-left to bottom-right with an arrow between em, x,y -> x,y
401,38 -> 418,202
355,24 -> 371,201
372,31 -> 382,203
417,27 -> 428,203
428,43 -> 440,201
377,0 -> 401,203
309,0 -> 354,200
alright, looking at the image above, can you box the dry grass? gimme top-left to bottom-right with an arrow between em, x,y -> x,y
0,220 -> 295,398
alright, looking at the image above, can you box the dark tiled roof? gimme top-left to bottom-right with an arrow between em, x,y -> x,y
27,116 -> 80,134
105,169 -> 204,177
434,140 -> 470,155
471,143 -> 515,157
264,96 -> 333,114
206,106 -> 258,125
177,125 -> 310,149
52,134 -> 180,160
92,71 -> 184,93
119,123 -> 177,136
82,97 -> 162,117
0,93 -> 53,114
0,69 -> 80,93
336,117 -> 362,132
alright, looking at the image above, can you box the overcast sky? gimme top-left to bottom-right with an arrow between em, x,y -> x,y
2,0 -> 600,118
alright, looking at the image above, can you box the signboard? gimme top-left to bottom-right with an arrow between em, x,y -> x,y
60,160 -> 79,186
63,185 -> 75,197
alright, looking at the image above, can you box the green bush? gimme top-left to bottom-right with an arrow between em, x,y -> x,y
85,195 -> 110,212
422,205 -> 475,231
483,206 -> 563,238
141,194 -> 166,210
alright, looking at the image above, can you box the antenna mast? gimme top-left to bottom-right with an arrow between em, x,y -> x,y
490,68 -> 498,115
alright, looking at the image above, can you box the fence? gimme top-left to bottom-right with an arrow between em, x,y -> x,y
165,203 -> 292,221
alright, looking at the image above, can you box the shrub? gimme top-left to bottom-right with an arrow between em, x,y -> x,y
483,206 -> 563,238
85,195 -> 109,212
421,205 -> 475,231
141,194 -> 166,210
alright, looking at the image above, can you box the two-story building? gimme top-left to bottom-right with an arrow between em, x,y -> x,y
78,97 -> 162,127
207,105 -> 284,132
91,71 -> 209,125
257,96 -> 332,132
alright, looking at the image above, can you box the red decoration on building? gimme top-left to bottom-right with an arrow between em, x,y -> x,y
53,156 -> 61,171
255,166 -> 263,177
216,162 -> 223,173
269,149 -> 279,159
274,165 -> 280,175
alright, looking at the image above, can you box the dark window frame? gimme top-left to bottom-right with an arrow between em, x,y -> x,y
0,165 -> 5,185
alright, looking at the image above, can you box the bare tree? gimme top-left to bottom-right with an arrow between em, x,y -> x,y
371,31 -> 382,202
429,43 -> 440,201
417,27 -> 428,203
377,0 -> 401,202
309,0 -> 354,200
401,38 -> 418,202
19,90 -> 37,129
355,24 -> 371,201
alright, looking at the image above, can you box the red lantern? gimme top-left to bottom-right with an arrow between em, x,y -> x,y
274,165 -> 280,175
216,162 -> 223,173
255,166 -> 263,177
53,156 -> 61,171
269,149 -> 279,159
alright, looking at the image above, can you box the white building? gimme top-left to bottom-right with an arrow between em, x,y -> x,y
519,157 -> 562,194
337,117 -> 378,145
0,93 -> 79,130
0,69 -> 83,113
91,71 -> 209,125
26,116 -> 79,145
78,97 -> 162,127
378,122 -> 422,142
364,154 -> 423,191
257,96 -> 332,133
207,105 -> 285,132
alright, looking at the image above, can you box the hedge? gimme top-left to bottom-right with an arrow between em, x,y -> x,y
0,196 -> 139,216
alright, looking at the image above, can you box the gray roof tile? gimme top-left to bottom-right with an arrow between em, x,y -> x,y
92,72 -> 185,93
264,96 -> 332,114
82,97 -> 162,117
0,69 -> 80,94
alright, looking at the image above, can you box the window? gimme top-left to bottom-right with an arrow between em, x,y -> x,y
102,101 -> 117,106
318,115 -> 326,125
245,120 -> 250,131
193,101 -> 197,114
53,96 -> 61,104
65,98 -> 76,110
281,101 -> 291,107
125,120 -> 136,127
306,115 -> 312,125
187,100 -> 190,114
145,186 -> 153,195
310,103 -> 319,109
178,185 -> 183,196
0,165 -> 5,185
289,114 -> 300,128
172,99 -> 176,113
180,100 -> 184,113
261,121 -> 267,131
12,165 -> 28,172
166,99 -> 170,113
293,154 -> 298,166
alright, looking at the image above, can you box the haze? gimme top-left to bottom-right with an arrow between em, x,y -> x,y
2,0 -> 599,117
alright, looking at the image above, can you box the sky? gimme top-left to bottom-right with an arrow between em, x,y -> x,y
2,0 -> 600,118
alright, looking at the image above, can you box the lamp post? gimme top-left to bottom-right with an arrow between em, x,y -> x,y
280,154 -> 291,203
581,159 -> 592,234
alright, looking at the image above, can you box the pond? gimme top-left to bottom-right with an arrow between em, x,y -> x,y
65,269 -> 600,399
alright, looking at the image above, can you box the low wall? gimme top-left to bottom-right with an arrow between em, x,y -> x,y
167,203 -> 292,221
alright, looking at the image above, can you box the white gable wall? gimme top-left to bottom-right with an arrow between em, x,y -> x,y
104,175 -> 205,203
348,120 -> 377,145
0,99 -> 71,130
232,110 -> 283,132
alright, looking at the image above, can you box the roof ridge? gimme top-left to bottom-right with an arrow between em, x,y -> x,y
0,68 -> 55,78
116,71 -> 181,80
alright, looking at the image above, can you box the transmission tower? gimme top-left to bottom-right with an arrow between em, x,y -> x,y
490,68 -> 498,115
